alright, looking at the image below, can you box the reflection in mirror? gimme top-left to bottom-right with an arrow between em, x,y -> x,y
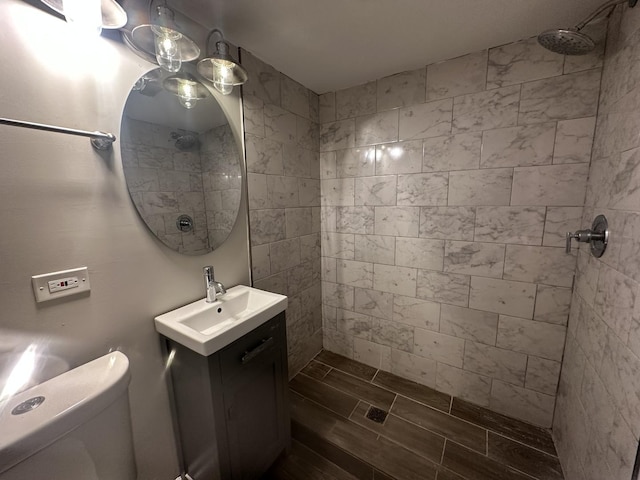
120,65 -> 242,255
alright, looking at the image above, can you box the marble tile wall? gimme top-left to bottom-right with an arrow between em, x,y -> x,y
319,35 -> 602,428
240,50 -> 323,375
553,5 -> 640,479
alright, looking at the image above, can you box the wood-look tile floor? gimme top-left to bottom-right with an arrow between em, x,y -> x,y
263,350 -> 564,480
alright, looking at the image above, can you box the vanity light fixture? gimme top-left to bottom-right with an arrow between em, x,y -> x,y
128,0 -> 200,73
39,0 -> 128,33
163,73 -> 209,109
197,29 -> 248,95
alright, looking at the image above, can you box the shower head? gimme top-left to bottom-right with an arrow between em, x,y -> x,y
537,28 -> 595,55
538,0 -> 637,55
171,132 -> 199,150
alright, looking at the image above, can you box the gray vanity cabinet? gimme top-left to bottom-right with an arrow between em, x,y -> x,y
165,313 -> 290,480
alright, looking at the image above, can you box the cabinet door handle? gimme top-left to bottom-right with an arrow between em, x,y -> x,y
241,336 -> 274,364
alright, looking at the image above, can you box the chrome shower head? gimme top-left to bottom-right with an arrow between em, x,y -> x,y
538,0 -> 637,55
537,28 -> 596,55
171,132 -> 199,150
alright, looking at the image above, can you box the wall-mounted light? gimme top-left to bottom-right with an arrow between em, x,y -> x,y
39,0 -> 128,35
163,73 -> 209,109
128,1 -> 200,73
197,29 -> 248,95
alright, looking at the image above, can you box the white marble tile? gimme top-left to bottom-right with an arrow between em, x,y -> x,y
374,206 -> 420,236
354,176 -> 397,206
323,328 -> 354,357
336,206 -> 375,234
440,304 -> 498,346
504,245 -> 576,288
416,270 -> 470,307
270,238 -> 301,273
336,308 -> 372,339
469,277 -> 536,318
543,207 -> 583,247
474,206 -> 545,245
376,140 -> 423,175
286,261 -> 314,296
511,163 -> 589,206
335,147 -> 376,177
422,132 -> 482,172
249,209 -> 286,246
320,151 -> 337,179
321,178 -> 355,206
355,110 -> 400,146
490,380 -> 555,427
419,206 -> 476,241
320,119 -> 356,152
336,81 -> 377,120
393,295 -> 440,331
519,69 -> 601,124
321,206 -> 337,232
610,147 -> 640,211
373,264 -> 417,297
487,37 -> 564,89
264,103 -> 296,144
463,341 -> 527,385
300,233 -> 320,264
444,241 -> 505,279
242,94 -> 264,136
354,338 -> 392,371
563,22 -> 606,74
299,178 -> 321,207
399,98 -> 453,140
296,116 -> 319,151
526,356 -> 561,395
309,91 -> 320,124
286,207 -> 313,238
534,285 -> 572,326
281,75 -> 309,118
267,175 -> 299,208
554,117 -> 596,164
319,92 -> 336,123
283,144 -> 310,178
251,244 -> 271,281
594,263 -> 638,343
497,315 -> 566,361
452,85 -> 520,133
371,318 -> 415,352
397,173 -> 449,206
448,168 -> 513,206
377,68 -> 426,110
354,234 -> 396,265
436,363 -> 491,406
414,328 -> 465,368
323,304 -> 338,330
621,212 -> 640,284
245,134 -> 283,174
124,167 -> 158,192
241,51 -> 281,105
427,50 -> 488,101
321,232 -> 355,259
322,257 -> 337,283
336,260 -> 373,289
481,123 -> 556,168
395,237 -> 444,271
322,281 -> 355,310
354,287 -> 394,321
391,349 -> 437,388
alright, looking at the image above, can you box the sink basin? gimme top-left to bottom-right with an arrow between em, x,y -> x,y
154,285 -> 288,356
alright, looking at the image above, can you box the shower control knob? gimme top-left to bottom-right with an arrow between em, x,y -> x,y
565,214 -> 609,258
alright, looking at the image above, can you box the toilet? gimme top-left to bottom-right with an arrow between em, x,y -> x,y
0,351 -> 137,480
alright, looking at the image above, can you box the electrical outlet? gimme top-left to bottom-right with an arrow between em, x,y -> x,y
32,267 -> 90,303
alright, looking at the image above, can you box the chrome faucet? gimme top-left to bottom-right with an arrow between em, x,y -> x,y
203,266 -> 227,303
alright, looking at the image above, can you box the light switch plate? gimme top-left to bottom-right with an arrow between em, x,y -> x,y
32,267 -> 91,303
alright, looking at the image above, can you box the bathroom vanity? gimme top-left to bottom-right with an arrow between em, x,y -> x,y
163,311 -> 290,480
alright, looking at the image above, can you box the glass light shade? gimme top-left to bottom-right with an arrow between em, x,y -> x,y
178,80 -> 199,109
62,0 -> 102,36
163,74 -> 209,109
197,39 -> 248,95
151,26 -> 182,73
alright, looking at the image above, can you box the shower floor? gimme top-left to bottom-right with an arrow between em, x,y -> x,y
263,350 -> 564,480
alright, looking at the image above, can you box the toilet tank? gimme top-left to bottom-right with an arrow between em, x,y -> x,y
0,351 -> 137,480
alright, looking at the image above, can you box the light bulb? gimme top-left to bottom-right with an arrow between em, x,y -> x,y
178,80 -> 198,109
212,63 -> 234,95
62,0 -> 102,36
151,26 -> 182,72
179,97 -> 197,109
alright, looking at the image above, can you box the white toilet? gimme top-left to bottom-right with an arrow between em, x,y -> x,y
0,351 -> 137,480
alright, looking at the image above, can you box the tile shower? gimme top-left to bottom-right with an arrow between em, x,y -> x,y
241,5 -> 640,479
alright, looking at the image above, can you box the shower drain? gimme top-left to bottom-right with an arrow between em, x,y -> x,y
365,406 -> 388,424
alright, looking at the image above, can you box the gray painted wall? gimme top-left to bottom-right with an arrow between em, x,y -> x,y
0,1 -> 249,478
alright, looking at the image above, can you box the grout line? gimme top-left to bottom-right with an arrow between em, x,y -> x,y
486,429 -> 489,456
440,438 -> 447,464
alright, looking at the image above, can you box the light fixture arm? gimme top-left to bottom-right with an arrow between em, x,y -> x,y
205,29 -> 226,54
575,0 -> 636,31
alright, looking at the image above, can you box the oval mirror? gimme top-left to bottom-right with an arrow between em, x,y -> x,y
120,65 -> 242,255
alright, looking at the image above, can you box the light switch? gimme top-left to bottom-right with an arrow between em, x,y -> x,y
32,267 -> 90,303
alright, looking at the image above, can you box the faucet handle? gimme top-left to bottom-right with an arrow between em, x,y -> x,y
203,265 -> 214,276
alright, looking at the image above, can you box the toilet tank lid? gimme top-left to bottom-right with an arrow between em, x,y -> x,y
0,351 -> 131,474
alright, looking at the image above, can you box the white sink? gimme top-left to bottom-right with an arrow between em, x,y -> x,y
154,285 -> 288,356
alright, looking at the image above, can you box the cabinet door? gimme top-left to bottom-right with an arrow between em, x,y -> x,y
222,346 -> 287,480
